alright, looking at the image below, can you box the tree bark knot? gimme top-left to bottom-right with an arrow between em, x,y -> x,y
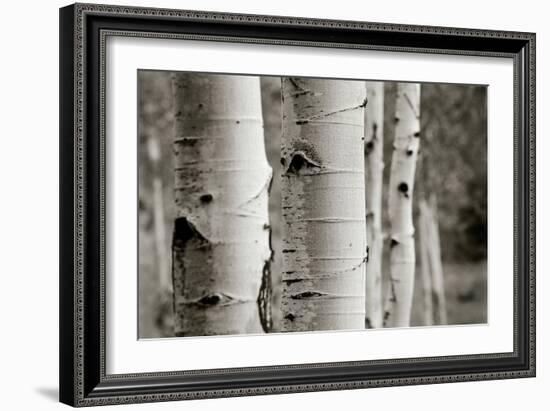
286,151 -> 321,175
173,217 -> 209,249
192,293 -> 238,307
290,291 -> 326,300
398,182 -> 410,198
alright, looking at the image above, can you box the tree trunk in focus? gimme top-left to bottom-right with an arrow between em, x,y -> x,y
171,73 -> 273,336
280,77 -> 367,332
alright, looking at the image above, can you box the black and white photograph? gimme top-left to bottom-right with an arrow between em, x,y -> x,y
0,0 -> 543,408
138,71 -> 487,338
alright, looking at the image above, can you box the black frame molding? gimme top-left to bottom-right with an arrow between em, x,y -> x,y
59,3 -> 535,407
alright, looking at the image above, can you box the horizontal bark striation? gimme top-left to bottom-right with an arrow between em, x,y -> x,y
172,73 -> 272,336
281,78 -> 367,332
364,82 -> 385,329
384,83 -> 421,328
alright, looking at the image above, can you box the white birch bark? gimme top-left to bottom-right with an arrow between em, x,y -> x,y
364,82 -> 385,328
171,73 -> 273,336
384,83 -> 421,328
280,77 -> 367,332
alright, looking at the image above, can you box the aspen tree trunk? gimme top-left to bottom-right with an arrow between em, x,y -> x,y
171,73 -> 273,336
427,194 -> 447,325
280,77 -> 367,332
419,199 -> 434,326
364,82 -> 385,329
384,83 -> 421,328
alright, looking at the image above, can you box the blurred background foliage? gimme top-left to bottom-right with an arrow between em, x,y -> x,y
138,71 -> 487,338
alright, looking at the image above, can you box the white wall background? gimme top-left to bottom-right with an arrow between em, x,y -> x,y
0,0 -> 545,409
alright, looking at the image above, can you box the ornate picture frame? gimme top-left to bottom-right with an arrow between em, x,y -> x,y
59,3 -> 535,406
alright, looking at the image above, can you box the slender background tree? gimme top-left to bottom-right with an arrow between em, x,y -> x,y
364,81 -> 385,328
418,197 -> 434,325
280,77 -> 367,332
384,83 -> 421,328
419,195 -> 447,324
147,136 -> 171,295
171,73 -> 273,336
138,71 -> 174,337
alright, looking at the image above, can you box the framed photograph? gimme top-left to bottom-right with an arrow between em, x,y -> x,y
59,2 -> 535,407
